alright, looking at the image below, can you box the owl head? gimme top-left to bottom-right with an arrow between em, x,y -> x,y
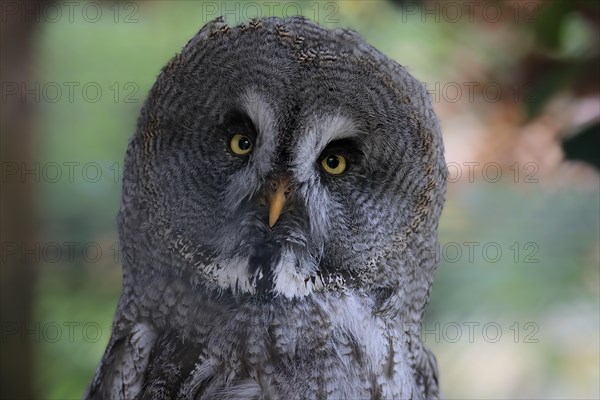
119,16 -> 446,321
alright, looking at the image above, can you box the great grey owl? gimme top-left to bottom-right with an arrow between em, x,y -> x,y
86,16 -> 447,400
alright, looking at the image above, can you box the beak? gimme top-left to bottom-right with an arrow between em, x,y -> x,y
268,175 -> 291,228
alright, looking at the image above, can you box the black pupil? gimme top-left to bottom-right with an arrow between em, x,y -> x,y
326,155 -> 339,169
238,136 -> 251,151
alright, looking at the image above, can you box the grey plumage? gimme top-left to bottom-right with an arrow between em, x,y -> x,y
86,16 -> 447,400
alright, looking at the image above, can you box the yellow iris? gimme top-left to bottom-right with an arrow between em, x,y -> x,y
229,134 -> 253,155
321,154 -> 347,175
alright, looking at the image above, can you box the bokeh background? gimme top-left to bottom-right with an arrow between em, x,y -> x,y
1,0 -> 599,399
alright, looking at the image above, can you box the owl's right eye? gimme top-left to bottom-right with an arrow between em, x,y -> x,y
229,134 -> 254,155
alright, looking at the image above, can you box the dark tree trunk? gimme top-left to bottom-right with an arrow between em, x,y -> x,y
0,1 -> 44,398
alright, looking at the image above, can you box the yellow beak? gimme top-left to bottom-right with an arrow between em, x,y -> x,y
268,176 -> 290,228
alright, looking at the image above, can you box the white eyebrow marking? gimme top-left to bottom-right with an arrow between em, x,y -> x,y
318,114 -> 359,146
293,113 -> 359,183
238,88 -> 277,176
239,89 -> 273,139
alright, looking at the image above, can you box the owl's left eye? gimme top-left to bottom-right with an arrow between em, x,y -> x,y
321,154 -> 347,175
229,134 -> 254,155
